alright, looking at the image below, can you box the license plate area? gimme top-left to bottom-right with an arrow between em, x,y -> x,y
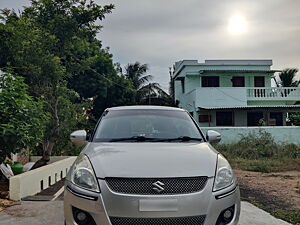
139,199 -> 178,212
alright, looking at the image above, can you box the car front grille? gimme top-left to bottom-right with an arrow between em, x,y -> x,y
109,215 -> 206,225
105,177 -> 208,195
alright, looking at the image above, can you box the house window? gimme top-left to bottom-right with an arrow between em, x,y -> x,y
254,77 -> 265,87
199,115 -> 211,123
247,112 -> 264,126
216,112 -> 233,126
232,76 -> 245,87
269,112 -> 283,126
202,76 -> 220,87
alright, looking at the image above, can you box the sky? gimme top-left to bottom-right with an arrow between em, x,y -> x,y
1,0 -> 300,90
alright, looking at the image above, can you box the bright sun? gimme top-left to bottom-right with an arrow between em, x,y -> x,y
228,15 -> 247,35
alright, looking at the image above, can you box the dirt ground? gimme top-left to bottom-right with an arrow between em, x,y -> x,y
235,169 -> 300,211
0,181 -> 9,199
0,180 -> 14,212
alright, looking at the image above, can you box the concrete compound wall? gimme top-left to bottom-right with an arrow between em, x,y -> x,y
201,126 -> 300,145
9,156 -> 76,201
30,156 -> 71,164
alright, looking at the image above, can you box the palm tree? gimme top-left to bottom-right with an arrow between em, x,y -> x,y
124,62 -> 165,103
278,68 -> 300,125
278,68 -> 299,87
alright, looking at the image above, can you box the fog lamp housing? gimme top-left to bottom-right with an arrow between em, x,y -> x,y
72,207 -> 96,225
216,205 -> 235,225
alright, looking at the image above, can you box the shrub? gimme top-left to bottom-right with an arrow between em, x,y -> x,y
214,129 -> 300,172
277,144 -> 300,159
216,129 -> 280,160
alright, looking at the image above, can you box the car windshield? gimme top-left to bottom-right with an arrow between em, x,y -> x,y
93,109 -> 203,142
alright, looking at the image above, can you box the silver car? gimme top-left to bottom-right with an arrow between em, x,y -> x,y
64,106 -> 240,225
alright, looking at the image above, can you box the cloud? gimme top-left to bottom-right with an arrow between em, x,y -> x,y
98,0 -> 300,86
1,0 -> 300,87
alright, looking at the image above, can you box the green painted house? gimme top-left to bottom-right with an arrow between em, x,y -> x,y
172,60 -> 300,128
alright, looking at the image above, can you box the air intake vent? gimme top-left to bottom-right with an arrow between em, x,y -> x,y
105,177 -> 208,195
110,215 -> 206,225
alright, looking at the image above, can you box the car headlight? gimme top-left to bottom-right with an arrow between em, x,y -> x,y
213,154 -> 234,192
70,154 -> 100,192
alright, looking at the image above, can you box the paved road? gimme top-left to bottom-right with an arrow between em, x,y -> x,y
0,201 -> 291,225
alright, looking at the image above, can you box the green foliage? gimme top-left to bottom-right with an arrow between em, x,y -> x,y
278,68 -> 299,87
0,73 -> 48,163
0,0 -> 175,160
289,112 -> 300,126
271,210 -> 300,225
124,62 -> 174,105
217,129 -> 278,159
0,0 -> 137,159
125,62 -> 152,90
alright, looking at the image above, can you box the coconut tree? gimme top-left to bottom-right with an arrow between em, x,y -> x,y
124,62 -> 165,103
278,68 -> 300,125
278,68 -> 299,87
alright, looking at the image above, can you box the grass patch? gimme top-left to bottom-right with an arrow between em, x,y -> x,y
228,158 -> 300,173
271,210 -> 300,225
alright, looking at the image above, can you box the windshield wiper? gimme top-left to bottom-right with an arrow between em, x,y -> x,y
154,136 -> 203,142
109,136 -> 158,142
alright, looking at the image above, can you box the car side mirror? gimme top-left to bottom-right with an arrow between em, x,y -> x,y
206,130 -> 221,144
70,130 -> 87,146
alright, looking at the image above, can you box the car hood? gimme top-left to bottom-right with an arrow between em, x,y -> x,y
83,142 -> 218,178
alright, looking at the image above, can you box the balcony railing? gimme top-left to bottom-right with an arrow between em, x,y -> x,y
247,87 -> 300,100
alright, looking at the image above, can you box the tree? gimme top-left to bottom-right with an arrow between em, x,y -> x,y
0,72 -> 47,164
0,12 -> 79,167
278,68 -> 299,87
277,69 -> 300,126
23,0 -> 135,120
124,62 -> 166,103
139,86 -> 177,106
289,113 -> 300,126
0,0 -> 135,167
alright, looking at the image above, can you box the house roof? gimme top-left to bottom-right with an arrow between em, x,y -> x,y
198,69 -> 281,73
198,105 -> 300,110
172,59 -> 278,79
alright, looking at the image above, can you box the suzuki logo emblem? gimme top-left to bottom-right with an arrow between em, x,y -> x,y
152,181 -> 165,193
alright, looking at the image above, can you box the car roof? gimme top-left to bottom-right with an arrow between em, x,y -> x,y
107,105 -> 185,112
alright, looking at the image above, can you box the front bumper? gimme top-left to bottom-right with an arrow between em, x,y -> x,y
64,178 -> 240,225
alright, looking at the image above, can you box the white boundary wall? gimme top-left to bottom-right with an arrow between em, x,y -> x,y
201,126 -> 300,144
30,156 -> 70,163
9,156 -> 76,201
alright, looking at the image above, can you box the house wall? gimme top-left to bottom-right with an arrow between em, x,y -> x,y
197,72 -> 271,88
186,75 -> 200,93
201,126 -> 300,144
174,79 -> 183,100
194,88 -> 248,108
184,73 -> 272,88
197,108 -> 292,127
